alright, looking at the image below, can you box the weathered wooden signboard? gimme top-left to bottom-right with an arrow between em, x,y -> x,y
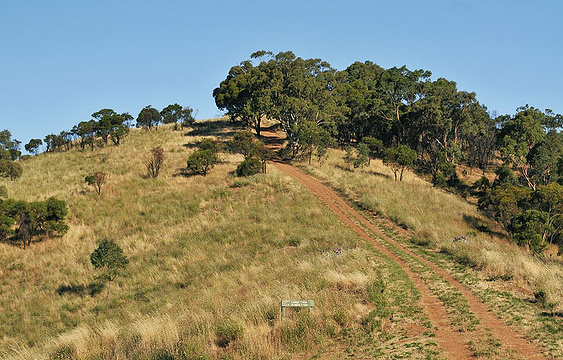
280,300 -> 314,319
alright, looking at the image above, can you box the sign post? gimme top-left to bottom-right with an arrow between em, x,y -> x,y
281,300 -> 315,320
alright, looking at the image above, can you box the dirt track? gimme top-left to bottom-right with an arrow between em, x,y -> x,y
271,157 -> 547,359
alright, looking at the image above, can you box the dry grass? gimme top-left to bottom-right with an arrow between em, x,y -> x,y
0,121 -> 435,359
300,149 -> 563,310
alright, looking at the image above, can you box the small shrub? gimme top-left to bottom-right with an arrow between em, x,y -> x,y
146,146 -> 164,178
287,236 -> 301,247
187,149 -> 218,176
199,138 -> 222,154
236,158 -> 262,177
90,239 -> 129,297
85,172 -> 107,195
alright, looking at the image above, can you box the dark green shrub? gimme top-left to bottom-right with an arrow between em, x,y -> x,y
187,149 -> 218,176
199,138 -> 222,154
432,172 -> 447,187
287,236 -> 301,247
236,158 -> 262,177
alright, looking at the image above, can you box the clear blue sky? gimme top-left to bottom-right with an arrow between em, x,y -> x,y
1,0 -> 562,148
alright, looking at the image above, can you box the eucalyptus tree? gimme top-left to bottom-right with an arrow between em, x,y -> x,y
137,105 -> 162,130
75,120 -> 97,150
91,109 -> 130,146
498,106 -> 550,190
213,51 -> 274,136
0,130 -> 21,161
266,51 -> 343,159
334,61 -> 385,143
161,103 -> 195,128
376,65 -> 432,145
25,139 -> 43,155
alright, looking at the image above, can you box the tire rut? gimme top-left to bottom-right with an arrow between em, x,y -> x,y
273,161 -> 547,360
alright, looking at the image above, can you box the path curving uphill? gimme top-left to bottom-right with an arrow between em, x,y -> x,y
271,158 -> 547,360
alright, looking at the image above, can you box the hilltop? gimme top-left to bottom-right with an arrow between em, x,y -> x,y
0,120 -> 561,359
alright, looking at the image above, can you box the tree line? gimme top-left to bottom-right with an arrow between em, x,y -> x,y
214,50 -> 563,255
23,103 -> 195,155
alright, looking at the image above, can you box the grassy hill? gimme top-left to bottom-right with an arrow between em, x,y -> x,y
1,119 -> 561,359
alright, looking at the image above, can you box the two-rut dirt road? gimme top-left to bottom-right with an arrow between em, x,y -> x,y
272,160 -> 547,360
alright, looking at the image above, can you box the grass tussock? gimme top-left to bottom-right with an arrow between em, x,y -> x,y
0,122 -> 436,359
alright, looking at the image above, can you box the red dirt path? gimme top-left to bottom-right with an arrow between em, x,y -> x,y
264,130 -> 547,360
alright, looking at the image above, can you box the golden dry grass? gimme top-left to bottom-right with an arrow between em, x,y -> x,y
0,121 -> 435,359
300,148 -> 563,310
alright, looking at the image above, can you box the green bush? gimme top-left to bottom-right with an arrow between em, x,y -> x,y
187,149 -> 218,176
432,172 -> 447,187
236,158 -> 262,177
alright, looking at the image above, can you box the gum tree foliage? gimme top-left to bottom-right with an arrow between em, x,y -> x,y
161,103 -> 195,129
0,130 -> 22,181
0,197 -> 68,249
333,61 -> 385,144
376,66 -> 432,146
360,136 -> 383,165
214,51 -> 274,137
0,130 -> 21,161
478,179 -> 563,255
73,120 -> 97,151
137,105 -> 162,130
92,109 -> 130,146
215,51 -> 343,158
383,145 -> 417,181
25,138 -> 43,155
497,105 -> 563,190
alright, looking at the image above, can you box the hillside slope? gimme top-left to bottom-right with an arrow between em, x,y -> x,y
1,120 -> 561,359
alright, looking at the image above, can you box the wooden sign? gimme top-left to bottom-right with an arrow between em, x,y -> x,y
281,300 -> 314,319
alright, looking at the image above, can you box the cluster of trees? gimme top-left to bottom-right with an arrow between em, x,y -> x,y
184,133 -> 272,177
477,106 -> 563,254
0,197 -> 68,249
215,51 -> 563,254
28,103 -> 195,154
213,51 -> 497,176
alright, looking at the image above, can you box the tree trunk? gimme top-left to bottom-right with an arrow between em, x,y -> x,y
255,115 -> 262,137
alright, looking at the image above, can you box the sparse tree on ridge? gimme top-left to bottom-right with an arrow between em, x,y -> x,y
137,105 -> 162,130
25,138 -> 43,155
161,103 -> 195,129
